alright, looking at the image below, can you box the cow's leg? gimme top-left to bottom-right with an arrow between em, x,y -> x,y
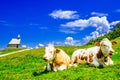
45,63 -> 52,71
58,64 -> 67,71
71,55 -> 76,63
76,56 -> 81,64
53,67 -> 57,72
71,56 -> 80,67
91,59 -> 100,67
53,63 -> 58,72
71,56 -> 76,66
104,57 -> 113,65
109,58 -> 114,65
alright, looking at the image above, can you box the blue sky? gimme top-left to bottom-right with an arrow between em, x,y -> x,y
0,0 -> 120,48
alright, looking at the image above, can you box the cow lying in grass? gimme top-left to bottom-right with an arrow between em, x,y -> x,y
43,45 -> 71,71
71,38 -> 117,67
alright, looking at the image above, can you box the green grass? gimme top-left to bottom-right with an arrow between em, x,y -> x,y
0,37 -> 120,80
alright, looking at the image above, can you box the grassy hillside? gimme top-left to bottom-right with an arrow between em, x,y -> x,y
0,37 -> 120,80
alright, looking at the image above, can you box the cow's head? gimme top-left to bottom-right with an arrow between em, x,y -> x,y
95,38 -> 117,57
43,45 -> 55,62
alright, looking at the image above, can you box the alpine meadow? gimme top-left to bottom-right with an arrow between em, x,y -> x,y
0,23 -> 120,80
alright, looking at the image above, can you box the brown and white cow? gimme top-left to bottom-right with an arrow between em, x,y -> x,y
43,45 -> 71,71
71,38 -> 117,67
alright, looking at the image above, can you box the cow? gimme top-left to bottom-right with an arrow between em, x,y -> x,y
43,45 -> 71,71
71,38 -> 117,67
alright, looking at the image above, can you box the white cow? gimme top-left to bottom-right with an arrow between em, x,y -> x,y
71,38 -> 117,67
43,45 -> 71,71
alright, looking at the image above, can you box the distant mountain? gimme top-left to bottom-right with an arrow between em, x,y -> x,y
87,22 -> 120,45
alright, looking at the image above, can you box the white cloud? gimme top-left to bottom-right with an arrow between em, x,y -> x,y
91,12 -> 108,17
64,37 -> 81,46
49,10 -> 79,19
35,46 -> 39,49
83,31 -> 103,44
83,17 -> 111,43
61,16 -> 111,44
61,19 -> 88,29
34,43 -> 45,48
83,36 -> 92,43
46,37 -> 81,46
91,31 -> 99,38
61,16 -> 110,33
110,20 -> 120,26
80,19 -> 120,44
64,37 -> 75,45
22,45 -> 27,48
47,41 -> 63,46
38,43 -> 45,47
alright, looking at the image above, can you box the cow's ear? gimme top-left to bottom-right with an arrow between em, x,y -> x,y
95,42 -> 100,46
111,41 -> 117,45
55,48 -> 60,53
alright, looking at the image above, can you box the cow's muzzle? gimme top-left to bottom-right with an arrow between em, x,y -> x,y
109,50 -> 114,57
110,50 -> 114,54
104,57 -> 108,62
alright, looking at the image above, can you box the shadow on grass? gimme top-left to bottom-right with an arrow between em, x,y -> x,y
88,64 -> 120,69
33,70 -> 51,76
88,64 -> 104,69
